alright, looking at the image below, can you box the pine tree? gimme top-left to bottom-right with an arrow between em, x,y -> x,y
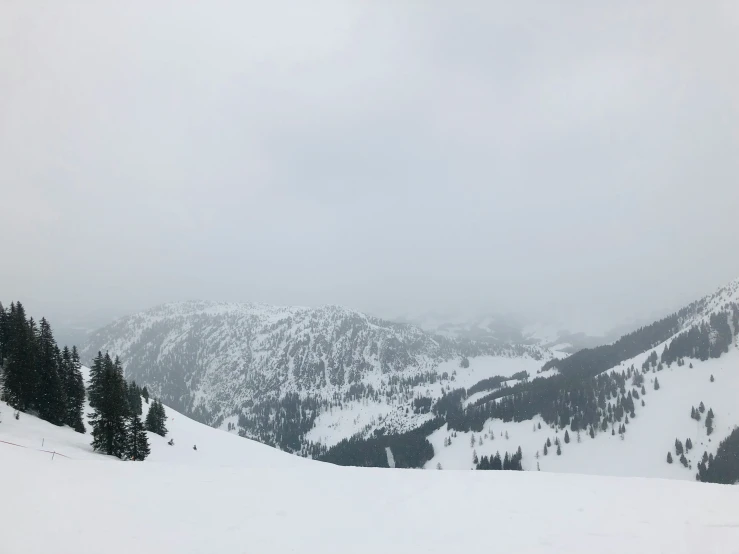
589,426 -> 595,439
1,303 -> 38,411
699,401 -> 705,413
61,346 -> 86,432
667,452 -> 673,464
710,374 -> 715,383
654,377 -> 660,390
127,380 -> 143,416
503,452 -> 510,470
675,438 -> 684,456
546,437 -> 551,447
472,449 -> 478,465
89,354 -> 129,458
145,399 -> 168,437
125,414 -> 150,461
543,443 -> 548,456
35,318 -> 66,425
87,351 -> 105,408
564,430 -> 570,444
556,444 -> 562,456
686,438 -> 693,451
142,386 -> 149,404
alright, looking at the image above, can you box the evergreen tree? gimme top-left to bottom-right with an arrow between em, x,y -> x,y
685,438 -> 693,451
145,399 -> 168,437
710,374 -> 715,383
127,380 -> 143,416
1,302 -> 38,411
564,430 -> 570,444
492,452 -> 502,470
543,443 -> 548,456
546,437 -> 551,447
667,452 -> 673,464
89,354 -> 129,458
66,346 -> 86,432
125,414 -> 150,461
675,438 -> 684,456
503,452 -> 510,470
680,453 -> 688,467
556,444 -> 562,456
142,386 -> 149,404
87,351 -> 105,408
654,377 -> 660,390
35,318 -> 66,425
699,401 -> 705,413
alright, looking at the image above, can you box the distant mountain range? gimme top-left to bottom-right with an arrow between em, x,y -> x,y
82,302 -> 549,454
83,278 -> 739,479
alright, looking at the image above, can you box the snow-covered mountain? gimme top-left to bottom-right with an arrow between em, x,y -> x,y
82,277 -> 739,478
396,310 -> 618,352
423,277 -> 739,477
83,302 -> 552,453
4,389 -> 737,553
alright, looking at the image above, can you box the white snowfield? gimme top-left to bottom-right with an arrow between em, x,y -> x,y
2,396 -> 739,553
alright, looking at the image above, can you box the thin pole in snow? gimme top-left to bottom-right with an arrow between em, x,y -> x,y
42,438 -> 44,448
52,451 -> 55,461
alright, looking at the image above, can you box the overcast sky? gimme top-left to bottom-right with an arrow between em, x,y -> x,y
1,1 -> 738,333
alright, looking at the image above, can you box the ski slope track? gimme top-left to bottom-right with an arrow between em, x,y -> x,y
2,394 -> 738,554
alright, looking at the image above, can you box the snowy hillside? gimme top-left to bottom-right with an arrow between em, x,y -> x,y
2,391 -> 738,554
423,278 -> 739,479
0,387 -> 304,469
83,301 -> 552,452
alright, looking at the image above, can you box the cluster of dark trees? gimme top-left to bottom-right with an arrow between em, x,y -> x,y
661,307 -> 738,364
476,447 -> 523,470
465,371 -> 528,397
697,428 -> 739,484
0,302 -> 86,432
319,418 -> 440,468
541,302 -> 738,380
238,392 -> 321,453
689,402 -> 715,434
1,302 -> 160,461
87,351 -> 163,460
444,364 -> 647,438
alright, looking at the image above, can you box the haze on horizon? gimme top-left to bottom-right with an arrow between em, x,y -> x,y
2,2 -> 739,335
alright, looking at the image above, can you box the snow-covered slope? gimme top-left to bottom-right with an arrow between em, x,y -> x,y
0,391 -> 305,469
425,278 -> 739,478
82,302 -> 552,451
2,393 -> 738,554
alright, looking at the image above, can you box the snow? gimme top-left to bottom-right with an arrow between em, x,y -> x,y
2,399 -> 739,553
0,395 -> 307,469
425,344 -> 739,479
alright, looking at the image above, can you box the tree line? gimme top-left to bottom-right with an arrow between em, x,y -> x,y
1,301 -> 166,461
476,447 -> 523,471
697,427 -> 739,484
0,301 -> 86,431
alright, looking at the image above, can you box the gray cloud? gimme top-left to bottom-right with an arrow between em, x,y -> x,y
2,1 -> 739,333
